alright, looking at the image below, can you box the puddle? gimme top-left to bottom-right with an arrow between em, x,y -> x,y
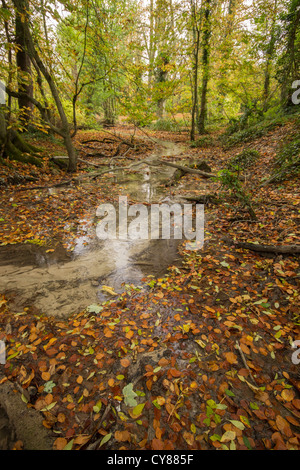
0,140 -> 190,318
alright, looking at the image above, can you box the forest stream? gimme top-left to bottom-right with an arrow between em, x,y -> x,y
0,140 -> 190,319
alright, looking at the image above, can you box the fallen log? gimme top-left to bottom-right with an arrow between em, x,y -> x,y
157,159 -> 216,178
183,194 -> 219,204
234,242 -> 300,255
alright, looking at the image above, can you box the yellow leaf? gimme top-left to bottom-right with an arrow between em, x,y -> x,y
281,389 -> 295,402
220,430 -> 236,442
101,285 -> 118,296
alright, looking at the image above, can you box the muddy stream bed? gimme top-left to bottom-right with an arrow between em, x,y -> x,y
0,139 -> 208,449
0,140 -> 191,319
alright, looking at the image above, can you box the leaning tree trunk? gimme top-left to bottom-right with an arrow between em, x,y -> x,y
12,0 -> 78,172
15,0 -> 34,128
0,108 -> 42,166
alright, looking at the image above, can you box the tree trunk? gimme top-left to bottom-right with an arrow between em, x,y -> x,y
280,0 -> 300,108
262,0 -> 278,112
15,0 -> 34,128
190,0 -> 200,141
198,0 -> 212,135
12,0 -> 78,172
0,108 -> 42,166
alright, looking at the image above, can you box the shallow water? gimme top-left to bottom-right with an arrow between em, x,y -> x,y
0,140 -> 188,318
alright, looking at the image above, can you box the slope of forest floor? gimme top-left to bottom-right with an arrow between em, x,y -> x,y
0,120 -> 299,450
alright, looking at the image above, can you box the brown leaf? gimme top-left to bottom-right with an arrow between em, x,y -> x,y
114,430 -> 131,442
275,415 -> 293,438
120,358 -> 130,368
151,438 -> 164,450
281,389 -> 295,402
41,371 -> 51,381
169,368 -> 181,377
73,435 -> 91,446
224,352 -> 238,364
183,431 -> 194,446
271,432 -> 287,450
54,437 -> 68,450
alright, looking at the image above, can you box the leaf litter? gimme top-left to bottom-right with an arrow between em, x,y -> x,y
0,124 -> 299,450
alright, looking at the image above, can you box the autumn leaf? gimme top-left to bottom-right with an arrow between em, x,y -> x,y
220,430 -> 236,442
108,378 -> 115,387
99,433 -> 112,448
115,430 -> 131,442
169,368 -> 181,378
122,383 -> 138,407
54,437 -> 68,450
224,352 -> 238,364
131,403 -> 145,417
120,358 -> 130,368
41,371 -> 51,381
281,389 -> 295,402
151,438 -> 164,450
275,415 -> 293,438
101,285 -> 118,296
183,431 -> 194,446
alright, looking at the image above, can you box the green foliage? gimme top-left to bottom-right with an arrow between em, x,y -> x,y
221,114 -> 289,149
190,135 -> 215,148
150,118 -> 181,132
216,169 -> 257,220
227,149 -> 260,170
269,136 -> 300,182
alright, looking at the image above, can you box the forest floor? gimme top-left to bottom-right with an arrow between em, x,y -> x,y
0,119 -> 299,451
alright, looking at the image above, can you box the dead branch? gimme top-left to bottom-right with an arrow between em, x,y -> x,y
183,194 -> 219,204
234,241 -> 300,255
157,159 -> 216,178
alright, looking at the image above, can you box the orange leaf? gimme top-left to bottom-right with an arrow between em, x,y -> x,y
169,368 -> 181,377
54,437 -> 68,450
275,415 -> 293,438
146,378 -> 153,391
103,327 -> 113,338
77,375 -> 83,384
281,389 -> 295,402
41,371 -> 51,381
57,413 -> 66,423
156,396 -> 166,406
114,430 -> 131,442
158,357 -> 169,367
125,330 -> 134,340
224,352 -> 238,365
155,427 -> 163,439
108,378 -> 115,387
240,343 -> 250,355
151,438 -> 164,450
120,358 -> 130,368
74,435 -> 91,446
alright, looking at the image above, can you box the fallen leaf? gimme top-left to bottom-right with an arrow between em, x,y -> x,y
281,389 -> 295,402
115,430 -> 131,442
220,430 -> 236,442
120,358 -> 130,368
224,352 -> 238,364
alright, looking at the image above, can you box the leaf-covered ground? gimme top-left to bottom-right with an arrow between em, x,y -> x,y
0,122 -> 299,450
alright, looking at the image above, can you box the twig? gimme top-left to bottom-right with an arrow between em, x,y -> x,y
235,340 -> 257,385
85,402 -> 112,450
